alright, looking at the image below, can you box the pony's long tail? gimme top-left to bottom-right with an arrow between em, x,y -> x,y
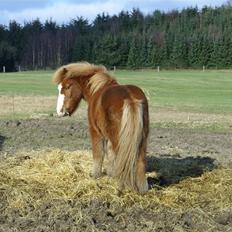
114,99 -> 144,192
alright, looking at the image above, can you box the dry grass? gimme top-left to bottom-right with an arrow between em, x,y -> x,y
0,96 -> 56,116
1,96 -> 232,132
1,149 -> 231,215
151,108 -> 232,125
0,96 -> 87,119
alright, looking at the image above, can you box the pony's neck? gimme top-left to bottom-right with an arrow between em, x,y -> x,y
77,77 -> 91,102
78,74 -> 117,103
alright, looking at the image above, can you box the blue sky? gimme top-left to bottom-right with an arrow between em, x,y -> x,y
0,0 -> 226,25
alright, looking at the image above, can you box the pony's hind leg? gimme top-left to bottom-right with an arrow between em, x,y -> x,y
91,134 -> 105,179
136,143 -> 148,194
136,157 -> 148,194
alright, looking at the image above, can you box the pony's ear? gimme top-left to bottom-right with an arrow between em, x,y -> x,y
53,66 -> 68,84
63,67 -> 67,74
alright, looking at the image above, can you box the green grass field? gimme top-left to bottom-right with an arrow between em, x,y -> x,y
0,69 -> 232,113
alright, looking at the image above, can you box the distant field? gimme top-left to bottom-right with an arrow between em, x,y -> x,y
0,71 -> 55,96
0,69 -> 232,114
117,70 -> 232,114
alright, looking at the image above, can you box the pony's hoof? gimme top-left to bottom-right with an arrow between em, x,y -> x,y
89,171 -> 102,179
137,180 -> 149,194
106,169 -> 114,177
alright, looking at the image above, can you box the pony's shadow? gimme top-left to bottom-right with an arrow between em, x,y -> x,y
0,135 -> 5,151
146,154 -> 217,188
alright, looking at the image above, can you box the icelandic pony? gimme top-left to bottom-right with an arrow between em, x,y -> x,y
53,62 -> 149,194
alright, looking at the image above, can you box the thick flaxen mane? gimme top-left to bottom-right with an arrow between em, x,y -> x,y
88,72 -> 116,95
53,62 -> 107,84
53,62 -> 116,94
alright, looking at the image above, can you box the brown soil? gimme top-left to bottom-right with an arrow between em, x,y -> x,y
0,117 -> 232,232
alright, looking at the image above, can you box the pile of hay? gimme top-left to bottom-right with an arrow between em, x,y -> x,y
1,150 -> 231,212
0,150 -> 231,232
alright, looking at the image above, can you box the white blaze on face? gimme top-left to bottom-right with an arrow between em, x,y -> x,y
56,84 -> 65,116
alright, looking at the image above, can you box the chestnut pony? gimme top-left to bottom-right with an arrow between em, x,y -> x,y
53,62 -> 149,194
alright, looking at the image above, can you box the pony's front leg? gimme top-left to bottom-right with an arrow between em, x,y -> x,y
91,134 -> 105,179
106,140 -> 116,177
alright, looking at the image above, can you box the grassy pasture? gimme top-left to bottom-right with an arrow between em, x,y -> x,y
0,69 -> 232,113
0,69 -> 232,131
117,70 -> 232,113
0,71 -> 55,96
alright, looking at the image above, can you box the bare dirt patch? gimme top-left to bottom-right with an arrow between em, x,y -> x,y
0,117 -> 231,167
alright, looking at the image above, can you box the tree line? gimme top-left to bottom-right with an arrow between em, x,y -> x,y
1,4 -> 232,71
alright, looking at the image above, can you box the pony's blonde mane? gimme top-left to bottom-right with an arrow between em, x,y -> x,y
52,62 -> 107,84
53,62 -> 117,95
88,72 -> 116,95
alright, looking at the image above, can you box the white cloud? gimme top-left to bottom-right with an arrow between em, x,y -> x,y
0,1 -> 124,25
173,0 -> 224,7
0,0 -> 225,25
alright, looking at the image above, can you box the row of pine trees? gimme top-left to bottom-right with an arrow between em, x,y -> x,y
1,5 -> 232,71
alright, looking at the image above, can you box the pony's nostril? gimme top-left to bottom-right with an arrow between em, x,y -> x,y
64,112 -> 70,116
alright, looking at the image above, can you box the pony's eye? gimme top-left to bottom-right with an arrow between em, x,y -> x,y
66,85 -> 71,90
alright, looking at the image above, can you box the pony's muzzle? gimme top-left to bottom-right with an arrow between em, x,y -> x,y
63,112 -> 70,117
57,111 -> 70,117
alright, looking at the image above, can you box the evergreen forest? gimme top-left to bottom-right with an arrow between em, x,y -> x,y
1,4 -> 232,71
